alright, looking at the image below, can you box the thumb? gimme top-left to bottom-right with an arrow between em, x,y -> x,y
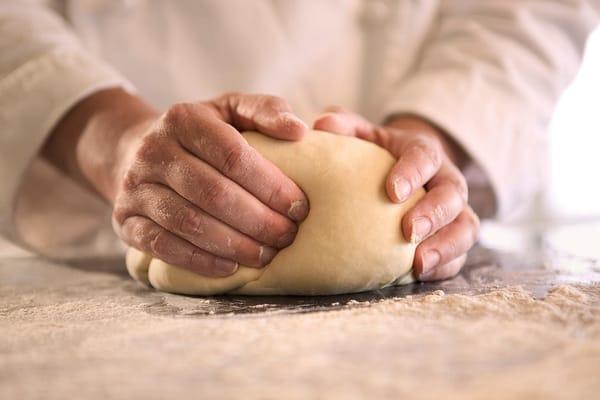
211,93 -> 308,140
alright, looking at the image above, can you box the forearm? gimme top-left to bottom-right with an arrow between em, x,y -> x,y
382,3 -> 600,218
42,88 -> 157,202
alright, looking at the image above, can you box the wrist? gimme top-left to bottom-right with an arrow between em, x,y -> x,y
45,88 -> 157,203
79,94 -> 157,202
385,114 -> 470,170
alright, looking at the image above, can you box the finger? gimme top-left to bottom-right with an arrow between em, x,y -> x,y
119,215 -> 239,277
312,108 -> 398,149
418,255 -> 467,282
313,108 -> 374,137
314,109 -> 442,207
212,93 -> 308,140
163,149 -> 299,249
118,183 -> 277,267
385,135 -> 443,203
402,164 -> 468,243
413,207 -> 479,279
163,103 -> 309,222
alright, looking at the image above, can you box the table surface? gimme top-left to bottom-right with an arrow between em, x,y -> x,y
1,243 -> 598,314
2,238 -> 600,399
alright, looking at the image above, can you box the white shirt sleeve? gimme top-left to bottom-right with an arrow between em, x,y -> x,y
0,2 -> 131,254
382,1 -> 600,218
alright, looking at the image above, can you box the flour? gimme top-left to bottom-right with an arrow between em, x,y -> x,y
2,283 -> 599,399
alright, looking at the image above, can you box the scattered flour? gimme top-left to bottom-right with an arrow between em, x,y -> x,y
2,284 -> 599,399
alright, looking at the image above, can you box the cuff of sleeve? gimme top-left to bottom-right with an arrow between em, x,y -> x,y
380,72 -> 543,219
0,48 -> 133,241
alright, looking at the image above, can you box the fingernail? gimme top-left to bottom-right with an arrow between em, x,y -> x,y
276,230 -> 297,249
288,199 -> 309,221
420,250 -> 441,278
259,246 -> 277,266
393,178 -> 411,202
214,258 -> 238,276
411,217 -> 432,244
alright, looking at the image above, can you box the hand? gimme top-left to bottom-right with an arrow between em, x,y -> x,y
313,108 -> 479,281
46,90 -> 309,277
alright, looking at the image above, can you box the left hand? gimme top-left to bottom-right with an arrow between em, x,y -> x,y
313,108 -> 479,281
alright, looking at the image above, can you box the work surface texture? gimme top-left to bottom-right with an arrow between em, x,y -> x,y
1,244 -> 600,400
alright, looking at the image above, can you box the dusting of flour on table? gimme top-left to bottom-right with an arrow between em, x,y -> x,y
2,280 -> 600,399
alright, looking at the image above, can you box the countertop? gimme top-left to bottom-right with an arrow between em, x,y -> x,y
2,236 -> 600,399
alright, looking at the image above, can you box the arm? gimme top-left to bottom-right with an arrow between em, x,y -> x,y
42,88 -> 157,202
43,87 -> 310,277
0,2 -> 130,242
381,0 -> 600,218
1,3 -> 309,276
312,1 -> 600,281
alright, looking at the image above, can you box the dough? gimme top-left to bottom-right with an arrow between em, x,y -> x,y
126,130 -> 424,295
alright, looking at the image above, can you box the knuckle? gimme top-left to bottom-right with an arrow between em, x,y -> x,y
412,163 -> 429,186
262,95 -> 288,111
154,196 -> 199,237
253,215 -> 283,244
149,229 -> 169,257
122,170 -> 141,191
268,215 -> 293,242
111,204 -> 131,226
200,179 -> 229,210
175,206 -> 203,236
221,143 -> 248,175
123,217 -> 153,247
133,133 -> 165,165
162,103 -> 190,128
431,202 -> 451,225
111,187 -> 147,230
172,205 -> 188,232
267,180 -> 286,207
412,139 -> 441,167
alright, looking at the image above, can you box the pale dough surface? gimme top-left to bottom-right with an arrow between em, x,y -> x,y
127,130 -> 423,295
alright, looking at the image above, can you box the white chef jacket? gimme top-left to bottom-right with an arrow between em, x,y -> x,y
0,0 -> 598,259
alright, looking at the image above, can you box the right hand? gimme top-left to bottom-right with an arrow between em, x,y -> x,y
110,93 -> 310,277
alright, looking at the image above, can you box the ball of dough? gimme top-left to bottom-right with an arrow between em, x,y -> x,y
126,130 -> 424,295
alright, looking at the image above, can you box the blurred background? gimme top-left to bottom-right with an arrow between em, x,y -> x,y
546,27 -> 600,220
480,26 -> 600,268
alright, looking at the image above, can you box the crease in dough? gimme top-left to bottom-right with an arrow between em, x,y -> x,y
126,130 -> 424,296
